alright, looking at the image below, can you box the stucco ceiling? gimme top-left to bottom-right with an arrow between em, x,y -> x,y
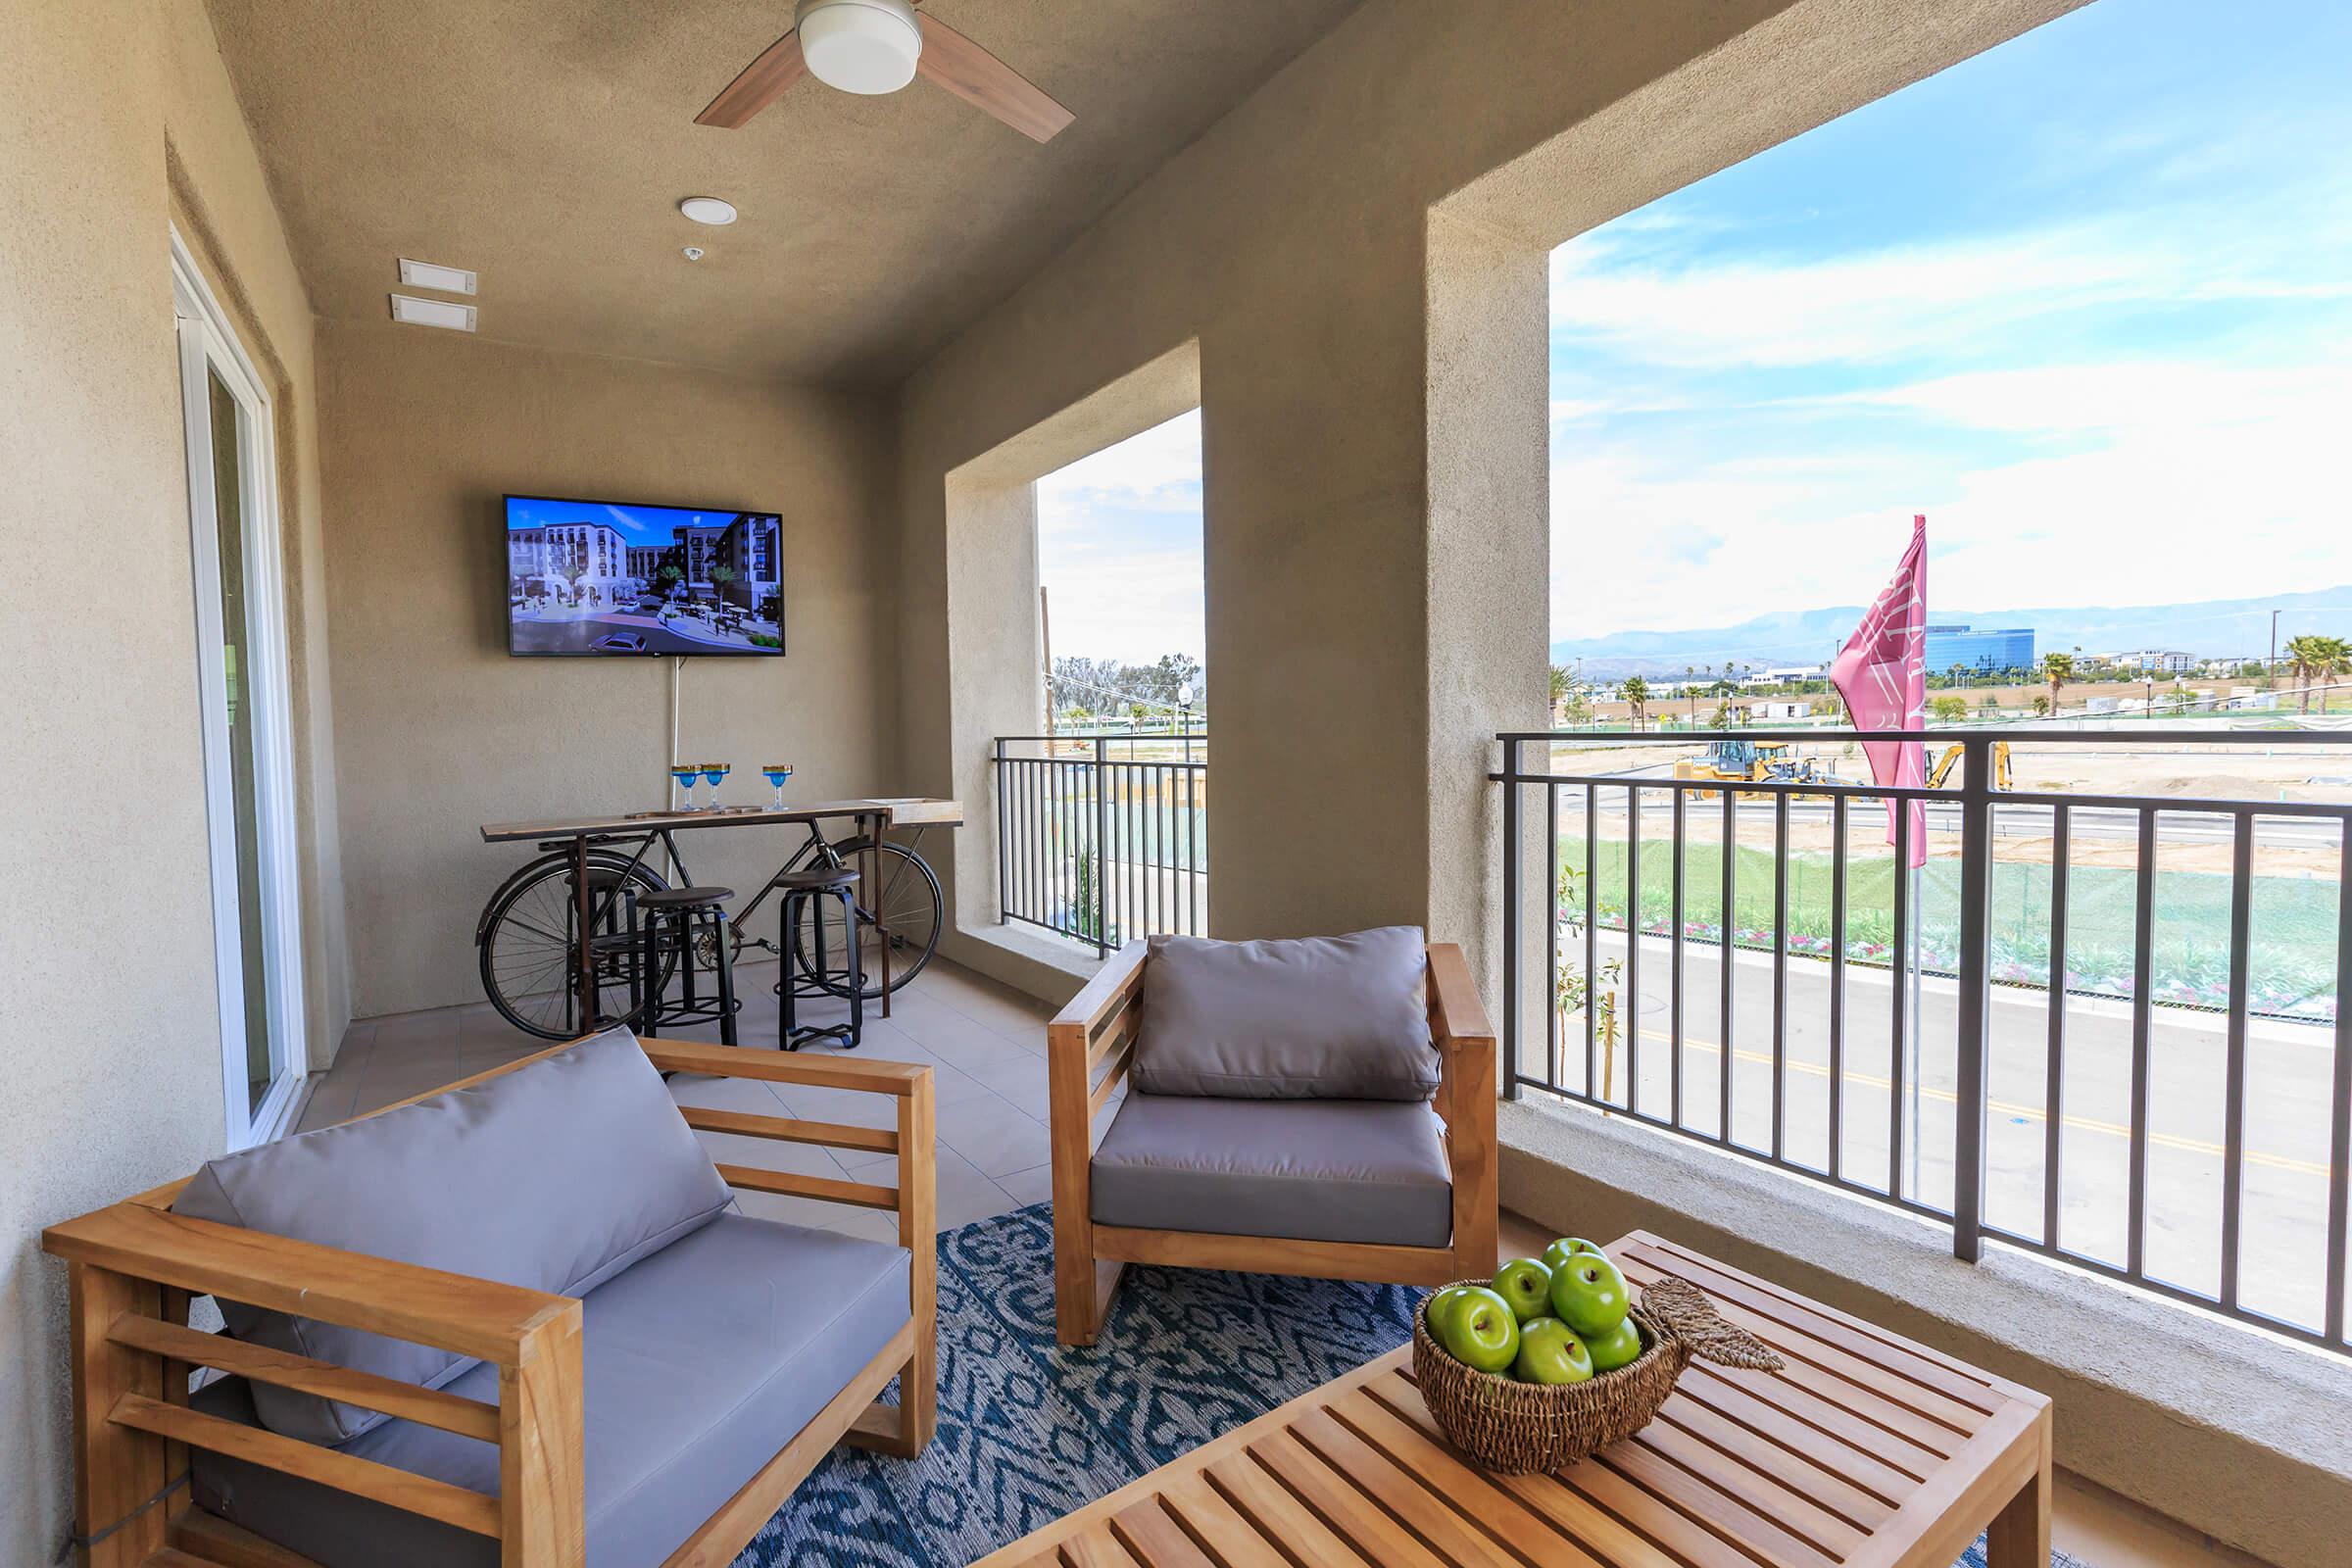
204,0 -> 1362,384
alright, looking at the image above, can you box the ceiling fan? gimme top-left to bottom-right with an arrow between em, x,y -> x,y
697,0 -> 1074,143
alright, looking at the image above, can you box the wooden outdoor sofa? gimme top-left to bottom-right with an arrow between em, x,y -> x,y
1049,934 -> 1500,1346
43,1033 -> 936,1568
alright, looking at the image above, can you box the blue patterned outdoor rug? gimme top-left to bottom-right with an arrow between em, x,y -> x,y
738,1202 -> 1419,1566
737,1204 -> 2084,1567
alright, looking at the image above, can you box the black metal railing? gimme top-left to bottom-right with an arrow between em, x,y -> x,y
994,732 -> 1207,955
1495,727 -> 2352,1354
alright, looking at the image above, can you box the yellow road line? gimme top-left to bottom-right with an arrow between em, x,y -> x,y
1558,1026 -> 2333,1178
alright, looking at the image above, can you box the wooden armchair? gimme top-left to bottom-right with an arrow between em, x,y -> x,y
42,1036 -> 935,1568
1049,939 -> 1498,1346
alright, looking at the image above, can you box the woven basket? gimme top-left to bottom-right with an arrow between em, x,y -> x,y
1412,1274 -> 1782,1474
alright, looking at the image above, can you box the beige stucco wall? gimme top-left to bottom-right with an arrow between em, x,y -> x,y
317,322 -> 898,1018
891,0 -> 2078,1004
0,1 -> 341,1558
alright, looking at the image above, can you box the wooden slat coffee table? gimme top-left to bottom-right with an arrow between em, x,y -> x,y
975,1230 -> 2051,1568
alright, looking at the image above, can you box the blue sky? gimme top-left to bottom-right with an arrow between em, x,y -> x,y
1035,0 -> 2352,662
1550,0 -> 2352,641
506,496 -> 763,543
1036,411 -> 1204,663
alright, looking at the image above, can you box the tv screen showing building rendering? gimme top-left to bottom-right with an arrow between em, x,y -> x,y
505,494 -> 783,657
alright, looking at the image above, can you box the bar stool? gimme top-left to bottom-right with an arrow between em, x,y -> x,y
634,885 -> 740,1046
777,865 -> 861,1051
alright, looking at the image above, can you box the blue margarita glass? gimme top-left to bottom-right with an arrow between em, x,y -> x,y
762,763 -> 794,810
671,764 -> 699,812
703,761 -> 730,809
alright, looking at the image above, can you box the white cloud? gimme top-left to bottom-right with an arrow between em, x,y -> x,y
1035,409 -> 1202,520
1036,409 -> 1206,662
1549,218 -> 2352,371
1552,355 -> 2352,640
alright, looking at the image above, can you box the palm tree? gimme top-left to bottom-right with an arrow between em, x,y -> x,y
2040,652 -> 2075,719
1685,664 -> 1698,721
1622,674 -> 1650,732
1549,663 -> 1575,724
2284,634 -> 2351,714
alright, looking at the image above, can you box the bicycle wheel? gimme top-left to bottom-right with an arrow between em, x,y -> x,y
786,838 -> 943,999
478,852 -> 675,1039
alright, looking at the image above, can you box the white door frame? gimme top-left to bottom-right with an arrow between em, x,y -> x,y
172,229 -> 308,1150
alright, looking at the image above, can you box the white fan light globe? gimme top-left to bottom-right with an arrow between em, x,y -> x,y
797,0 -> 922,96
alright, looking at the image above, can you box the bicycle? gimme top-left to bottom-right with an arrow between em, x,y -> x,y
475,815 -> 944,1040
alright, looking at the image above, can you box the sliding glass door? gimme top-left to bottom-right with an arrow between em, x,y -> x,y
173,236 -> 305,1148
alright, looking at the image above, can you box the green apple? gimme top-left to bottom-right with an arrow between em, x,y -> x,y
1489,1257 -> 1554,1323
1539,1237 -> 1607,1276
1547,1252 -> 1631,1339
1512,1317 -> 1593,1385
1435,1285 -> 1521,1374
1423,1285 -> 1478,1344
1583,1315 -> 1644,1373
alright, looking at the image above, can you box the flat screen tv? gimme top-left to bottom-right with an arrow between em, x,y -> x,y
505,493 -> 784,657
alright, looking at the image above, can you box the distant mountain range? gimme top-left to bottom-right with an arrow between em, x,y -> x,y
1551,585 -> 2352,681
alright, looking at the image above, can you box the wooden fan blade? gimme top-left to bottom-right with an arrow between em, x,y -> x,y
914,13 -> 1073,143
696,28 -> 808,128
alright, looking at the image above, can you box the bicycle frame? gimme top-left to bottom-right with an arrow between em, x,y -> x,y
511,816 -> 934,1014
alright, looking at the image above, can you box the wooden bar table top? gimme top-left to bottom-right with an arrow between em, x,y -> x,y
478,796 -> 962,843
975,1230 -> 2052,1568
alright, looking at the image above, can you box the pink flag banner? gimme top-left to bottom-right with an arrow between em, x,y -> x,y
1830,515 -> 1929,867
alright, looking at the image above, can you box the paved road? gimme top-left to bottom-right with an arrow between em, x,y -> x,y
1517,932 -> 2343,1332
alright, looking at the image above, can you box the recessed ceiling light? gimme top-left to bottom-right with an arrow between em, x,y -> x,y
683,246 -> 706,262
397,257 -> 476,295
679,196 -> 738,225
389,294 -> 477,332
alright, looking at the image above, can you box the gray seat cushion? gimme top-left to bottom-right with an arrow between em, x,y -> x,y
1133,927 -> 1438,1101
1090,1093 -> 1453,1248
189,1214 -> 911,1568
172,1026 -> 731,1445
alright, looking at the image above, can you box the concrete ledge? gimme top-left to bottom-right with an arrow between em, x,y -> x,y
1501,1097 -> 2350,1568
941,919 -> 1097,1008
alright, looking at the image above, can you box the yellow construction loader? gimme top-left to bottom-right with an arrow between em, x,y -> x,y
1674,739 -> 1842,801
1927,739 -> 2013,791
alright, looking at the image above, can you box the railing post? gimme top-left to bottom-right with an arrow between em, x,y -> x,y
1952,734 -> 1993,1262
1501,737 -> 1522,1102
994,737 -> 1010,924
1091,735 -> 1110,959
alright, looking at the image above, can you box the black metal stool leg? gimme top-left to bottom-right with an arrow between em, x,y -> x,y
843,888 -> 863,1050
779,890 -> 803,1050
639,908 -> 662,1038
623,890 -> 642,1019
711,909 -> 739,1048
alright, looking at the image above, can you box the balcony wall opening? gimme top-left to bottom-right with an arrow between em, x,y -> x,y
935,344 -> 1201,993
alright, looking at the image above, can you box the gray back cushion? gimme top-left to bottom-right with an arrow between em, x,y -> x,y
173,1027 -> 731,1445
1132,926 -> 1438,1101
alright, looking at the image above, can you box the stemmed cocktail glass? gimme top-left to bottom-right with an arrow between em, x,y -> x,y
762,763 -> 794,810
703,761 -> 730,809
671,763 -> 699,813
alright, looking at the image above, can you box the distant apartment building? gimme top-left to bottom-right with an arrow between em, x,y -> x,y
716,514 -> 780,615
2121,649 -> 2193,673
625,544 -> 671,584
1923,623 -> 2034,676
508,520 -> 632,606
621,514 -> 781,613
